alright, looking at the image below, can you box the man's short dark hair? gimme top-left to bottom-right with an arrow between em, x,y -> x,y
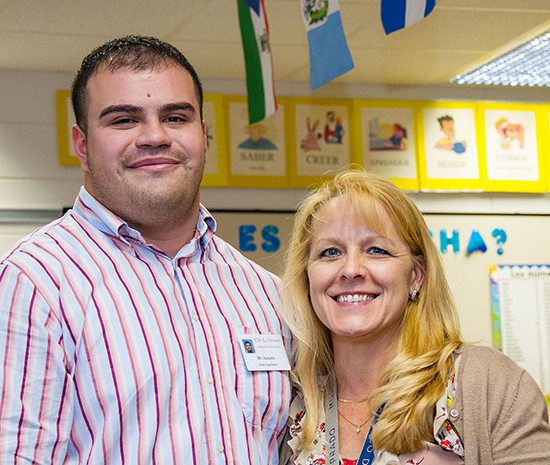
71,35 -> 203,134
437,115 -> 454,127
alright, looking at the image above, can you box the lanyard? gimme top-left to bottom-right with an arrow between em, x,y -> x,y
357,426 -> 376,465
325,379 -> 379,465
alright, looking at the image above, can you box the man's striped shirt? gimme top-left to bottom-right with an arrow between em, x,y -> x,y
0,187 -> 291,464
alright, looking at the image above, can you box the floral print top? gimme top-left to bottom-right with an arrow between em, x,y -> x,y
286,352 -> 464,465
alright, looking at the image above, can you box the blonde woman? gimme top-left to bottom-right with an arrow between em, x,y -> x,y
280,169 -> 550,465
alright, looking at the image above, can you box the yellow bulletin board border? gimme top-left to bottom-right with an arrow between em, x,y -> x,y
416,101 -> 484,191
201,93 -> 228,187
477,102 -> 548,193
547,105 -> 550,193
224,95 -> 290,189
288,97 -> 354,189
546,104 -> 550,194
56,90 -> 80,166
351,99 -> 421,191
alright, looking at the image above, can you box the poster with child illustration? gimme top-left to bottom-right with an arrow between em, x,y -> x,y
484,109 -> 539,181
361,107 -> 417,180
228,99 -> 286,181
423,108 -> 479,180
203,100 -> 220,177
294,101 -> 350,178
201,94 -> 228,187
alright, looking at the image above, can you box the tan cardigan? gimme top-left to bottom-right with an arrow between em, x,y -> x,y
449,344 -> 550,464
279,344 -> 550,465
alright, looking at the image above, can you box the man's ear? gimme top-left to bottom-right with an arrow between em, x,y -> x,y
71,124 -> 89,172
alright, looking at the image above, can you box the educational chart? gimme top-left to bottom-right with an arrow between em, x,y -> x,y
484,110 -> 539,181
203,99 -> 220,176
294,101 -> 350,177
360,106 -> 417,180
229,100 -> 286,177
490,264 -> 550,399
422,108 -> 479,180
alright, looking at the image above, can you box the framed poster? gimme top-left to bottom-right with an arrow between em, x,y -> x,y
479,103 -> 547,192
417,102 -> 482,191
201,93 -> 228,187
352,99 -> 419,190
56,90 -> 80,166
226,95 -> 289,188
288,97 -> 352,188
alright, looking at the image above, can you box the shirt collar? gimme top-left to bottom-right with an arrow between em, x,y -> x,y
73,186 -> 217,254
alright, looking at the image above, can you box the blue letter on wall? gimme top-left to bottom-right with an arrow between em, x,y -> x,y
466,230 -> 487,254
440,230 -> 459,254
239,225 -> 257,252
261,225 -> 280,253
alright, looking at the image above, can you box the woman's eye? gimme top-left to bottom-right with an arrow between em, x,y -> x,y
320,247 -> 340,257
369,247 -> 389,255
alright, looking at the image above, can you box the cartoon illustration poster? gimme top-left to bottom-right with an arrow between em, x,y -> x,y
361,107 -> 417,179
484,110 -> 539,181
229,101 -> 286,177
423,108 -> 479,180
203,100 -> 219,176
294,103 -> 350,177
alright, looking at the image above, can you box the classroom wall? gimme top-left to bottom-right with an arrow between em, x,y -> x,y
1,68 -> 550,348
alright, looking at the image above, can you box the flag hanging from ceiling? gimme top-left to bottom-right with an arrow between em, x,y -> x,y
381,0 -> 436,35
300,0 -> 354,90
237,0 -> 277,124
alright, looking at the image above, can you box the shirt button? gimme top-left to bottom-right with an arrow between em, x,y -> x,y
207,375 -> 214,384
192,313 -> 199,321
217,444 -> 224,452
450,409 -> 459,418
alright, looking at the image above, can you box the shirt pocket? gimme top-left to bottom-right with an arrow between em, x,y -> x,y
230,323 -> 290,432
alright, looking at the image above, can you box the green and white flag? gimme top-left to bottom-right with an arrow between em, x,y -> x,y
237,0 -> 277,124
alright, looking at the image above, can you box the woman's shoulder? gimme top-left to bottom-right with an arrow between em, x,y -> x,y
460,344 -> 525,374
459,344 -> 546,409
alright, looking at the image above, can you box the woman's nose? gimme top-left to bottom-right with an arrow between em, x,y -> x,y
341,252 -> 366,280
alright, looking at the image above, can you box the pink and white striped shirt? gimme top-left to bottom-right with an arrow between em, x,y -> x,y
0,187 -> 291,464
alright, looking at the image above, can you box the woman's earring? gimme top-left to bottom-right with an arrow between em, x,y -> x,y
409,289 -> 419,302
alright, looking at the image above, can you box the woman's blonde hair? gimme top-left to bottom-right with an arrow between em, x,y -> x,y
282,168 -> 463,454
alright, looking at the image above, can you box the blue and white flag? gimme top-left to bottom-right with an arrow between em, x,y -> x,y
381,0 -> 435,35
300,0 -> 354,90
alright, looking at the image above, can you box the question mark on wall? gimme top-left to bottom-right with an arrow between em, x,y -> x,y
492,228 -> 507,255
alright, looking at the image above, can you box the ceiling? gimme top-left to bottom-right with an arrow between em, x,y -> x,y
0,0 -> 550,87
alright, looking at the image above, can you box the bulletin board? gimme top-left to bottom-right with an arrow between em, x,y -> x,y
55,91 -> 550,193
56,90 -> 79,166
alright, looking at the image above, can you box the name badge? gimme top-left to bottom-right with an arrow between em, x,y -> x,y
238,333 -> 290,371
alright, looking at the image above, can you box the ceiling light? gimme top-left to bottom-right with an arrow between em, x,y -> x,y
450,30 -> 550,87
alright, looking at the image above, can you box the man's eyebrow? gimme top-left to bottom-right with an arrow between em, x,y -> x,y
161,102 -> 196,114
99,104 -> 142,119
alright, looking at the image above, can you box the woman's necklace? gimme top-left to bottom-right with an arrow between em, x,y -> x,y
338,409 -> 370,433
337,396 -> 369,403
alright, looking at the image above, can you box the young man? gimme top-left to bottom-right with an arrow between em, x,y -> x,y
0,36 -> 290,464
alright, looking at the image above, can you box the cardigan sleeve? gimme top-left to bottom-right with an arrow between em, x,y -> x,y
458,345 -> 550,465
490,368 -> 550,465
